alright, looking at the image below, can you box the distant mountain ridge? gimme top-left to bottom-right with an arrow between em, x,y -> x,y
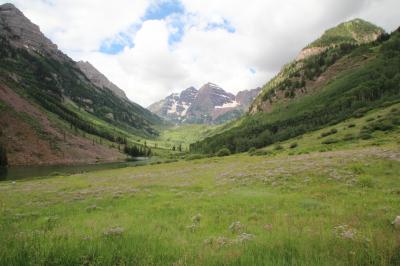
148,83 -> 261,124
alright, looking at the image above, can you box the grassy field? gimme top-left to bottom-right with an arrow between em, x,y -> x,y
1,123 -> 400,265
158,124 -> 221,151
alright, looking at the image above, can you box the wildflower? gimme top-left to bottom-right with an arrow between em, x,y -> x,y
392,216 -> 400,229
229,221 -> 244,233
103,226 -> 124,237
192,213 -> 201,223
264,224 -> 273,231
235,233 -> 255,243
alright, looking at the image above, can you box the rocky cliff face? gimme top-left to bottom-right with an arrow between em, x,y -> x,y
148,87 -> 197,123
148,83 -> 260,124
0,3 -> 67,60
77,61 -> 128,100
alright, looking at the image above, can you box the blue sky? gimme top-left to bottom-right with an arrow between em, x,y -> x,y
100,0 -> 186,54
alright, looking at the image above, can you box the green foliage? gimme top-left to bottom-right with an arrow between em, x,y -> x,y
123,144 -> 152,157
347,123 -> 356,128
248,147 -> 257,154
342,134 -> 355,141
289,143 -> 298,149
321,138 -> 339,145
190,31 -> 400,155
320,128 -> 338,138
216,148 -> 231,157
249,150 -> 273,156
185,154 -> 207,161
274,144 -> 284,150
358,175 -> 374,188
308,19 -> 384,48
0,36 -> 161,144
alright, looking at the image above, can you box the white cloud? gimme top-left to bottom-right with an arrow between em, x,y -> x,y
1,0 -> 399,106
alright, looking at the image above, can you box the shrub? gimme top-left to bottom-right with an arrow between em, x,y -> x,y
186,154 -> 207,161
274,144 -> 284,150
358,176 -> 374,188
321,138 -> 339,145
320,128 -> 338,138
359,132 -> 373,140
343,134 -> 355,141
289,143 -> 298,149
353,108 -> 369,118
251,150 -> 273,156
248,147 -> 256,154
0,145 -> 7,167
216,148 -> 231,157
370,120 -> 395,131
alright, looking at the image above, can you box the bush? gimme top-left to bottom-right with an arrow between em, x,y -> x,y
274,144 -> 284,150
248,147 -> 256,154
321,138 -> 339,145
251,150 -> 273,156
342,134 -> 355,141
320,128 -> 338,138
216,148 -> 231,157
370,120 -> 395,131
185,154 -> 207,161
353,108 -> 368,118
358,176 -> 374,188
0,145 -> 7,167
359,132 -> 373,140
289,143 -> 298,149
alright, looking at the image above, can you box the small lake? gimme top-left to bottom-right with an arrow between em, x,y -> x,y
0,157 -> 151,181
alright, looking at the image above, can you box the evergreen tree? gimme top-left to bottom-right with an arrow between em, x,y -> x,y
0,145 -> 8,167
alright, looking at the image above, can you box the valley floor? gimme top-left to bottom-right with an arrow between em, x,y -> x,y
1,142 -> 400,265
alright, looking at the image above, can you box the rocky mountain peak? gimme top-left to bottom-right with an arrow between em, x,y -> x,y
297,18 -> 384,61
148,83 -> 260,124
0,3 -> 66,60
77,61 -> 128,100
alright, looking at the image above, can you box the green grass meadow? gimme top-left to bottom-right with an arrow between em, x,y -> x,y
1,139 -> 400,265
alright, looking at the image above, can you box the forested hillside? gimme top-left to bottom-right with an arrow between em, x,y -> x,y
190,25 -> 400,154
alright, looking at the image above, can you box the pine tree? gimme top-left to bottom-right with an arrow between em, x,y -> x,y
0,145 -> 8,167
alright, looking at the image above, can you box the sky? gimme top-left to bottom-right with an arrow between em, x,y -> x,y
2,0 -> 399,106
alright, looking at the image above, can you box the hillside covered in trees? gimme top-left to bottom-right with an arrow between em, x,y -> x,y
190,23 -> 400,154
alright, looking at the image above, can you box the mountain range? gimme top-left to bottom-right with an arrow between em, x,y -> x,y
148,83 -> 260,124
1,3 -> 399,166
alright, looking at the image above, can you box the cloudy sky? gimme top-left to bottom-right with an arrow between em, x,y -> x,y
2,0 -> 399,106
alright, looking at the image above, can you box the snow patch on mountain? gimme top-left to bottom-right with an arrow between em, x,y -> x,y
215,100 -> 239,109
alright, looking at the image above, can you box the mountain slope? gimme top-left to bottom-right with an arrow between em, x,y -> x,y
297,18 -> 384,60
191,21 -> 399,154
148,83 -> 260,124
0,4 -> 162,165
76,61 -> 128,100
